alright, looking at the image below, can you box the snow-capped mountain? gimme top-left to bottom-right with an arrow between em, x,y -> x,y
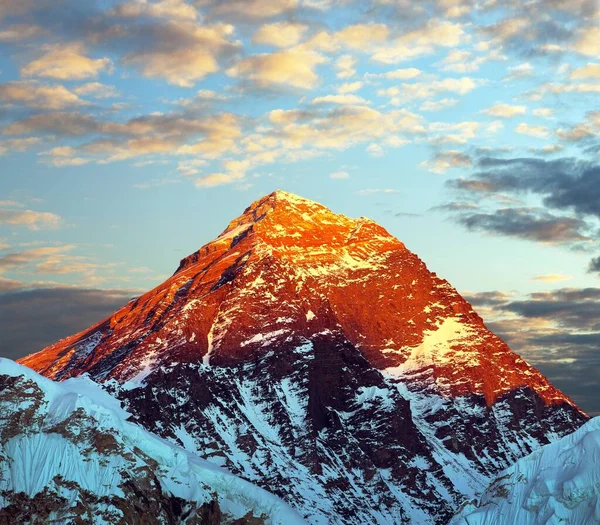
0,358 -> 304,524
450,416 -> 600,525
19,190 -> 587,523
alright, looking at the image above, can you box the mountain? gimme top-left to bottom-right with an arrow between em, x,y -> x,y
0,358 -> 304,524
450,416 -> 600,525
19,190 -> 587,524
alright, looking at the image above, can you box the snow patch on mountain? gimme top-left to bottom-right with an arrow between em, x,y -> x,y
451,416 -> 600,525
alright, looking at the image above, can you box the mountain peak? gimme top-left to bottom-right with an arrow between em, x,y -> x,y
172,191 -> 398,277
17,189 -> 587,524
20,189 -> 580,408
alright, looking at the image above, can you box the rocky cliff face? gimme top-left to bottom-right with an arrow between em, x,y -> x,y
19,190 -> 587,524
0,359 -> 304,525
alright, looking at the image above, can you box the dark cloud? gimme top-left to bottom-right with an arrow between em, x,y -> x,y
450,157 -> 600,220
457,207 -> 591,244
430,202 -> 479,213
0,287 -> 137,361
464,290 -> 514,307
589,256 -> 600,274
498,288 -> 600,331
479,0 -> 598,58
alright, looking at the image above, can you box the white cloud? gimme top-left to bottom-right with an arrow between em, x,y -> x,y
227,47 -> 326,89
420,150 -> 472,173
0,81 -> 87,110
253,22 -> 308,47
334,55 -> 356,79
0,209 -> 62,230
22,43 -> 113,80
330,171 -> 349,179
482,103 -> 526,118
515,123 -> 550,138
531,274 -> 572,282
420,98 -> 458,112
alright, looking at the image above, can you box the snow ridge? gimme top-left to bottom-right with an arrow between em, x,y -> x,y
0,358 -> 305,525
451,416 -> 600,525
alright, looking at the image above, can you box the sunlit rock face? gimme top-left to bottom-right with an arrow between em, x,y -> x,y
20,190 -> 587,524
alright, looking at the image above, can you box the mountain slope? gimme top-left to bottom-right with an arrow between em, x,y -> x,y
18,190 -> 587,523
450,416 -> 600,525
0,358 -> 304,524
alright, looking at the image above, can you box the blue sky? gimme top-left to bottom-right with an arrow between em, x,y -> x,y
0,0 -> 599,412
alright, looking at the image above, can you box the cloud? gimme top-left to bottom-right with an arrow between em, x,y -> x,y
430,201 -> 479,212
263,105 -> 425,157
227,47 -> 326,89
0,138 -> 42,156
334,55 -> 356,79
451,157 -> 600,220
6,109 -> 242,165
0,81 -> 87,110
199,0 -> 297,19
428,121 -> 480,144
515,123 -> 550,138
337,81 -> 363,94
369,19 -> 465,64
111,0 -> 199,21
532,107 -> 553,117
571,63 -> 600,79
555,110 -> 600,143
0,209 -> 62,230
528,144 -> 564,155
311,94 -> 368,105
572,25 -> 600,57
335,23 -> 389,50
482,103 -> 526,118
0,23 -> 43,41
0,246 -> 76,274
0,245 -> 123,286
420,150 -> 472,173
379,67 -> 422,80
589,256 -> 600,274
4,112 -> 98,136
529,81 -> 600,99
499,288 -> 600,330
0,287 -> 138,360
252,21 -> 308,47
503,62 -> 534,81
456,207 -> 591,244
464,290 -> 515,307
356,188 -> 400,195
330,171 -> 349,179
379,76 -> 479,103
122,22 -> 237,87
531,274 -> 573,282
366,143 -> 384,157
22,43 -> 113,80
419,98 -> 458,112
73,82 -> 119,99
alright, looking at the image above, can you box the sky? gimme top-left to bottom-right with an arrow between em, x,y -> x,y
0,0 -> 599,414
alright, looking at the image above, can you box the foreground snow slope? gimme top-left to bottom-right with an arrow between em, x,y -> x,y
451,416 -> 600,525
0,358 -> 305,525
